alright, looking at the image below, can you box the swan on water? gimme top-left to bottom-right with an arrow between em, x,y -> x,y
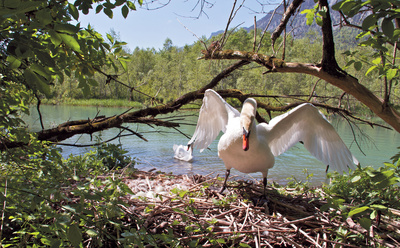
188,89 -> 358,195
173,144 -> 193,162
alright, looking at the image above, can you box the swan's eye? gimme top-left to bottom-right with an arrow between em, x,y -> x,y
243,127 -> 251,138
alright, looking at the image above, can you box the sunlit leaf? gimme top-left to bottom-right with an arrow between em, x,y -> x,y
59,33 -> 82,53
6,55 -> 21,69
351,175 -> 361,183
86,229 -> 99,237
365,65 -> 377,75
386,69 -> 397,81
348,206 -> 369,217
118,58 -> 127,71
126,1 -> 136,10
106,33 -> 114,44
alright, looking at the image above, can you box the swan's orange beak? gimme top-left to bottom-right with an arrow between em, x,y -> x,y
243,128 -> 250,151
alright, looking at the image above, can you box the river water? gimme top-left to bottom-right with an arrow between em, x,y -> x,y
25,105 -> 399,186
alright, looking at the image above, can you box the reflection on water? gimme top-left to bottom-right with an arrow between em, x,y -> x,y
24,105 -> 400,186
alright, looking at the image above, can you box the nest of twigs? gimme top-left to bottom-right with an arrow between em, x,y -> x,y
121,170 -> 400,247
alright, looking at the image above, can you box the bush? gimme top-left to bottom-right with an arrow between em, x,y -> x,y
0,141 -> 138,247
322,159 -> 400,230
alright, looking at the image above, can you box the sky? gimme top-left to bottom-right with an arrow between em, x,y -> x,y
77,0 -> 280,51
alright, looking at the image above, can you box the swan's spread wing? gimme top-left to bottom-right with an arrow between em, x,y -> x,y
265,103 -> 358,173
188,89 -> 240,152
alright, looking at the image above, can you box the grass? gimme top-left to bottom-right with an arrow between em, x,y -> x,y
43,98 -> 145,108
42,97 -> 202,110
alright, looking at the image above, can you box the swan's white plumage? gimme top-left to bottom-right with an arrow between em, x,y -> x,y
188,89 -> 358,180
188,89 -> 239,152
173,144 -> 193,162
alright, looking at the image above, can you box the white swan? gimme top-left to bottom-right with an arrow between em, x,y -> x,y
188,89 -> 358,195
173,144 -> 193,162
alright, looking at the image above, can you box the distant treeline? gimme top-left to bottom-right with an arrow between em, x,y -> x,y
49,28 -> 393,114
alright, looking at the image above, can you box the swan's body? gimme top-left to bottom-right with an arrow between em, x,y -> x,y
173,144 -> 193,162
188,89 -> 358,194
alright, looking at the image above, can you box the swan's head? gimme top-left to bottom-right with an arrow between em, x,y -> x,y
241,98 -> 257,151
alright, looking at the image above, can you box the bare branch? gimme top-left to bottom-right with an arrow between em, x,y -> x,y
270,0 -> 304,49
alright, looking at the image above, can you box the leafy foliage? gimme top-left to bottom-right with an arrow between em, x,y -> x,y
332,0 -> 400,96
0,141 -> 137,247
322,160 -> 400,230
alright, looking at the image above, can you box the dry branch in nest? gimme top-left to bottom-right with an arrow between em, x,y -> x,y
119,170 -> 400,247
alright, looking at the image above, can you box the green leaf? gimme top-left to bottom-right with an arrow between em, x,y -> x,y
48,30 -> 62,46
118,58 -> 127,71
106,33 -> 114,44
86,229 -> 99,237
68,3 -> 79,20
54,23 -> 80,34
67,224 -> 82,247
354,61 -> 362,71
103,8 -> 113,19
36,51 -> 55,67
59,33 -> 82,53
4,0 -> 21,8
348,206 -> 369,217
370,204 -> 387,211
315,16 -> 323,26
359,217 -> 371,230
370,209 -> 377,219
96,4 -> 103,13
386,68 -> 397,81
126,1 -> 136,10
382,18 -> 394,38
36,9 -> 53,25
6,55 -> 21,69
365,65 -> 377,75
24,68 -> 51,96
371,57 -> 381,65
122,5 -> 129,18
362,14 -> 377,30
351,175 -> 361,183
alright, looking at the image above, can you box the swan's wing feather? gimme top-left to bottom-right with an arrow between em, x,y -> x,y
188,89 -> 240,152
266,103 -> 358,173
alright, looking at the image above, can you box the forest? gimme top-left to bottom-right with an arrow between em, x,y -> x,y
1,0 -> 400,247
48,27 -> 396,116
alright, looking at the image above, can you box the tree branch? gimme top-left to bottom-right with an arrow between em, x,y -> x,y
199,49 -> 400,132
271,0 -> 304,49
